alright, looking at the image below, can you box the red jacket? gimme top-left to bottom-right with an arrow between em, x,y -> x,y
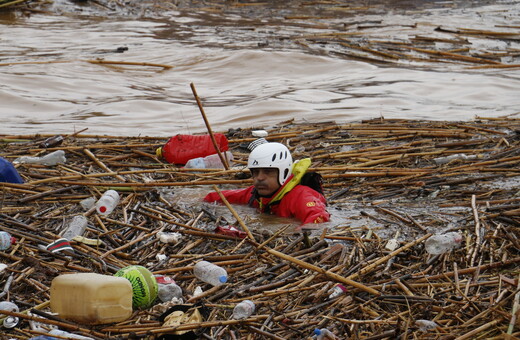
204,183 -> 330,225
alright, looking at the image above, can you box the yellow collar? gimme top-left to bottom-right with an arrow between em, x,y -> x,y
261,158 -> 311,207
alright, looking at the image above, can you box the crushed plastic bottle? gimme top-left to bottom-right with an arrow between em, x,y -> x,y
0,157 -> 24,184
0,301 -> 19,328
252,130 -> 268,138
157,232 -> 182,244
184,151 -> 234,169
39,135 -> 64,148
328,284 -> 347,300
433,153 -> 478,165
0,231 -> 16,251
95,190 -> 120,215
157,282 -> 183,302
62,215 -> 88,240
314,328 -> 337,339
193,260 -> 228,286
425,232 -> 463,255
48,329 -> 94,340
14,150 -> 66,166
415,319 -> 438,331
79,197 -> 96,211
156,133 -> 229,165
232,300 -> 255,319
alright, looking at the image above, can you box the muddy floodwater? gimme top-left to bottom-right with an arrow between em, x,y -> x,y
1,0 -> 519,136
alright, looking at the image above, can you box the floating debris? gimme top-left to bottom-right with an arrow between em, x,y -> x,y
0,117 -> 519,339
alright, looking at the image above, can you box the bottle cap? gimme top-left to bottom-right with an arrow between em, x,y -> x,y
219,275 -> 228,284
155,147 -> 163,159
314,328 -> 322,335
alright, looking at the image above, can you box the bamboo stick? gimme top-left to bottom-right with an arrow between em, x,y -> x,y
190,82 -> 229,170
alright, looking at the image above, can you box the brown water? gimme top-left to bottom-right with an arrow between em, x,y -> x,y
1,0 -> 519,137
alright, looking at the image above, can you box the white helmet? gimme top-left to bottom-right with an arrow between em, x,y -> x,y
248,142 -> 293,186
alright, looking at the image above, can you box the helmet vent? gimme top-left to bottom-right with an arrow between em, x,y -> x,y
272,154 -> 276,162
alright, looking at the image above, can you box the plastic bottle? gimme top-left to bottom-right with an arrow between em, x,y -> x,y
156,133 -> 229,165
62,215 -> 88,240
0,301 -> 19,328
232,300 -> 255,319
433,153 -> 477,165
252,130 -> 268,138
328,284 -> 347,299
157,231 -> 182,244
39,135 -> 64,148
80,197 -> 96,211
193,260 -> 228,286
184,151 -> 234,169
415,319 -> 438,331
0,231 -> 16,251
157,282 -> 183,302
425,232 -> 463,255
314,328 -> 337,339
48,329 -> 94,340
95,190 -> 120,215
50,273 -> 132,325
0,157 -> 24,184
14,150 -> 66,166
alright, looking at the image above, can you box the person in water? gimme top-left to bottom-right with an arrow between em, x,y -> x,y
204,142 -> 330,226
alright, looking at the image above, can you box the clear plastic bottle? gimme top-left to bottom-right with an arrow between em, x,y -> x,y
193,260 -> 228,286
252,130 -> 268,138
232,300 -> 255,319
39,135 -> 64,148
184,151 -> 234,169
0,231 -> 16,251
314,328 -> 337,339
157,231 -> 182,244
0,301 -> 19,328
0,157 -> 24,184
328,284 -> 347,300
48,329 -> 95,340
157,282 -> 183,302
415,319 -> 438,331
95,190 -> 120,215
14,150 -> 66,166
433,153 -> 477,165
62,215 -> 88,240
425,232 -> 463,255
80,197 -> 96,211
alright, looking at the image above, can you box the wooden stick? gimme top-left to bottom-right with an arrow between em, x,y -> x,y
212,184 -> 379,295
85,59 -> 173,69
348,234 -> 432,280
454,319 -> 503,340
190,82 -> 229,170
83,148 -> 126,182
